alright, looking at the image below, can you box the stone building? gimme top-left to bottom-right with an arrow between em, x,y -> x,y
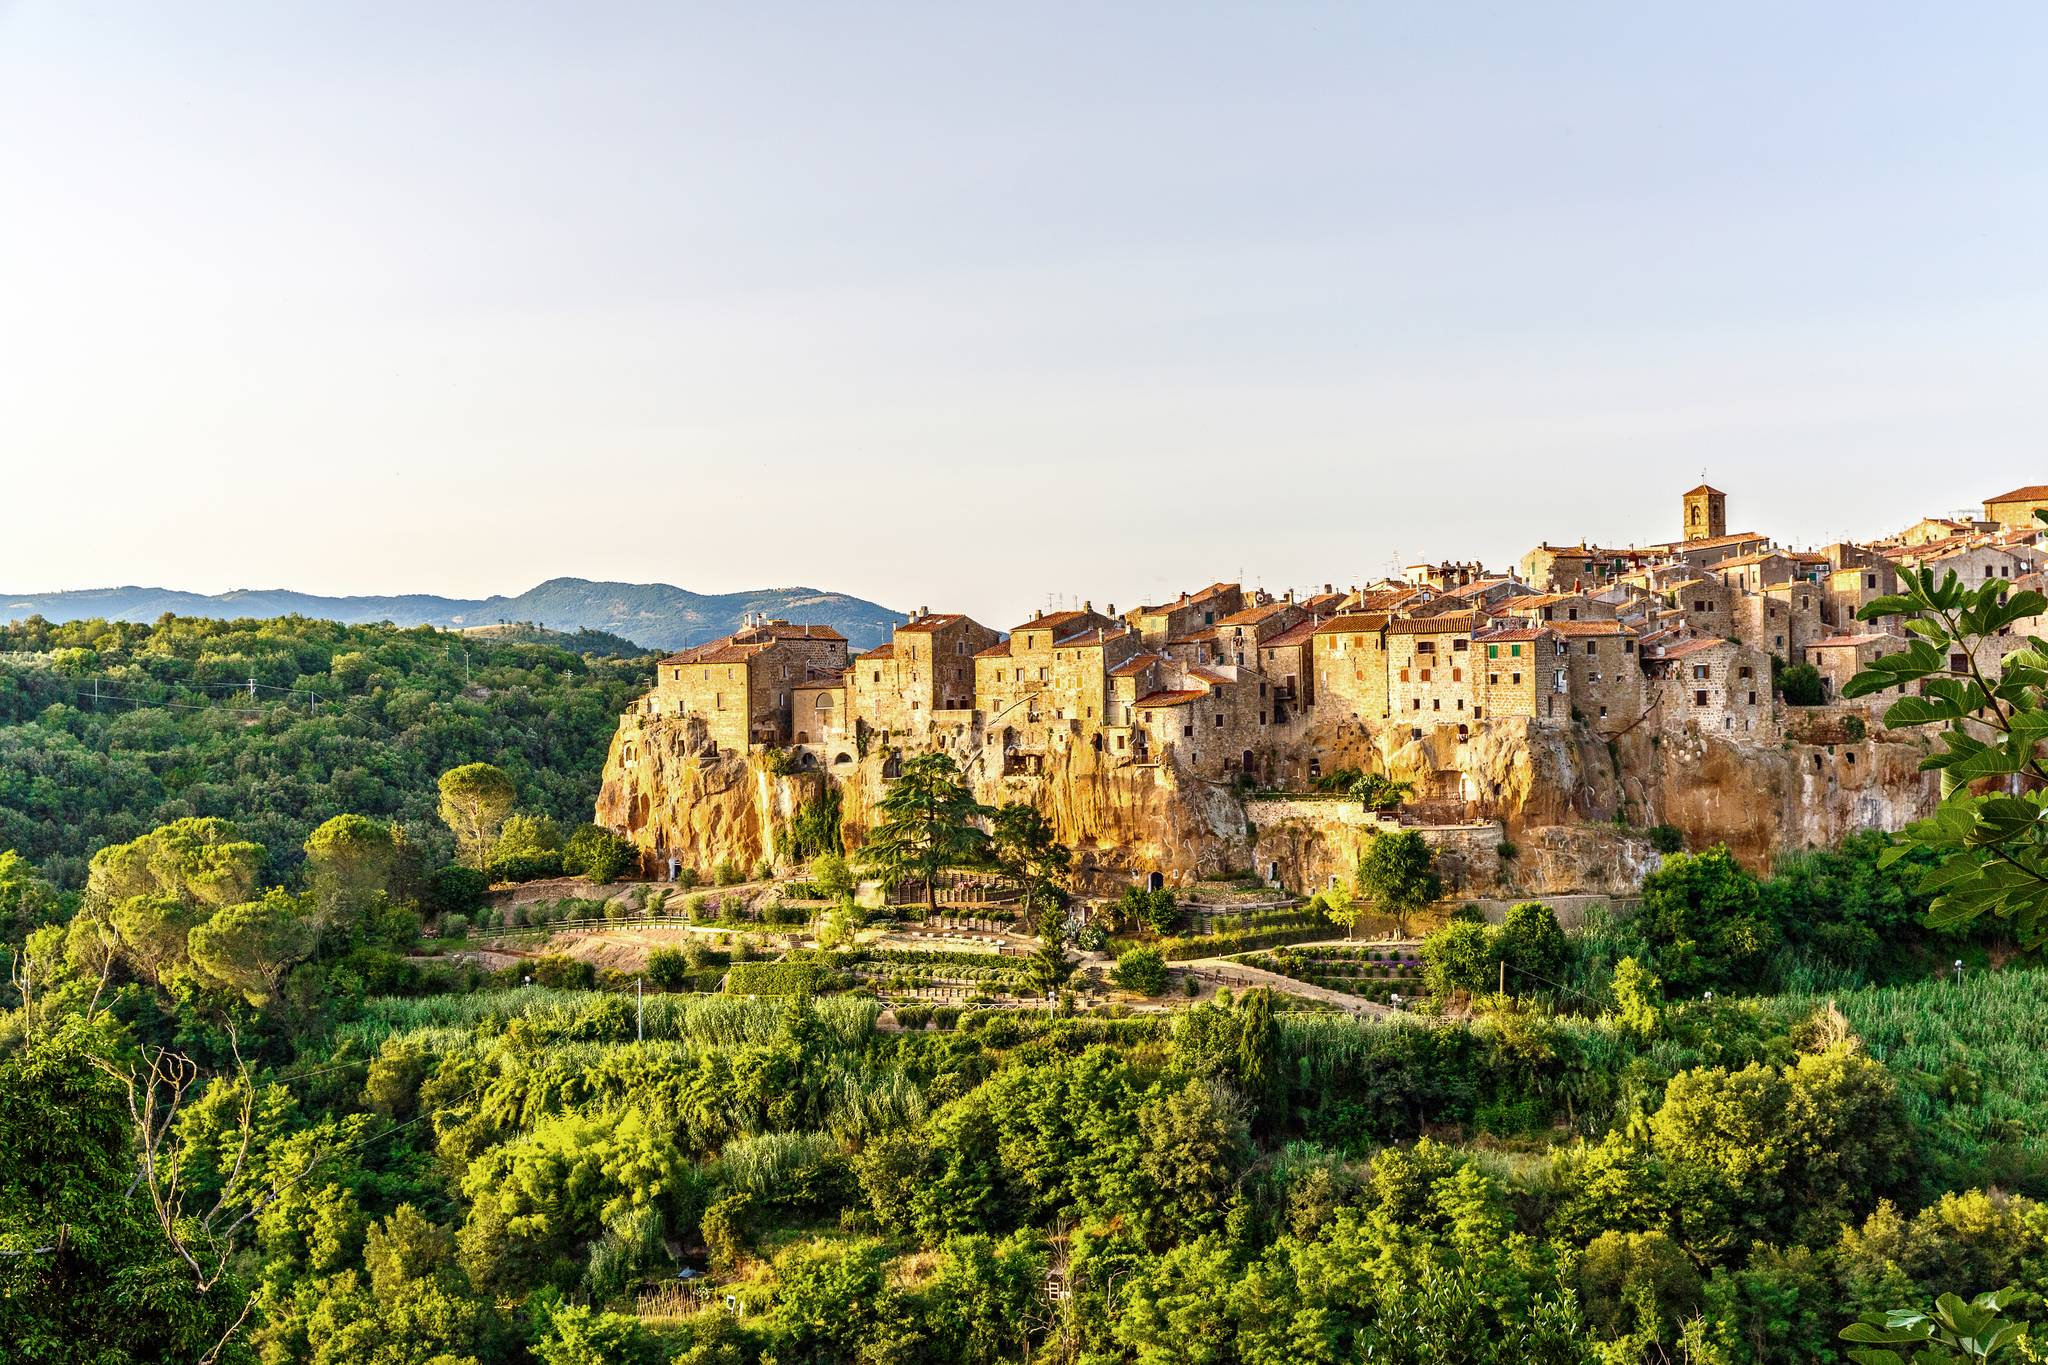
1553,620 -> 1644,730
1471,625 -> 1562,722
1386,612 -> 1478,731
1213,599 -> 1306,666
1501,590 -> 1618,625
1803,632 -> 1911,706
1646,636 -> 1774,738
652,621 -> 849,754
1256,617 -> 1321,718
846,609 -> 1001,746
1984,485 -> 2048,531
1664,575 -> 1734,638
1682,483 -> 1727,542
1128,583 -> 1244,645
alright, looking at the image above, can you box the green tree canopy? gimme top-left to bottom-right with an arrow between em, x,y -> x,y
1356,830 -> 1443,937
855,753 -> 990,917
437,764 -> 518,871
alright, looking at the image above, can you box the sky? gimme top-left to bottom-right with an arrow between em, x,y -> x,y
3,2 -> 2046,628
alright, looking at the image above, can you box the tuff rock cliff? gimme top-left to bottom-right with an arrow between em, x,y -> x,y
596,708 -> 1940,897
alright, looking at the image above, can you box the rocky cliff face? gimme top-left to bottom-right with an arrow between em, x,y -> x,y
595,708 -> 1941,895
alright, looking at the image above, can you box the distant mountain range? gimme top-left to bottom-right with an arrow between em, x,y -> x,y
0,578 -> 905,653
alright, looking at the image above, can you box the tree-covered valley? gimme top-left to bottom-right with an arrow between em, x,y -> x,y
3,610 -> 2047,1364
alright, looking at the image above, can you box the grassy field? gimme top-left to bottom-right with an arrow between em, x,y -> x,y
1803,967 -> 2048,1194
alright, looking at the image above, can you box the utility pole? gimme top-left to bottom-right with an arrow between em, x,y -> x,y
636,976 -> 644,1041
1499,958 -> 1506,997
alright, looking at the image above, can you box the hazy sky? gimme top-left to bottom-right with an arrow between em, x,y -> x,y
4,3 -> 2045,628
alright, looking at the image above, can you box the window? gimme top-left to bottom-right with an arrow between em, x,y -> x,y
1510,644 -> 1523,658
1568,608 -> 1580,620
1453,638 -> 1468,651
1585,642 -> 1597,655
1488,644 -> 1499,658
1489,673 -> 1499,685
1214,713 -> 1225,728
1866,573 -> 1877,589
1420,668 -> 1432,682
1412,698 -> 1422,710
1599,705 -> 1608,717
1694,689 -> 1709,706
1183,723 -> 1194,738
1747,691 -> 1757,704
1692,664 -> 1709,680
1737,666 -> 1752,679
1511,672 -> 1522,685
1259,711 -> 1267,725
1432,698 -> 1440,710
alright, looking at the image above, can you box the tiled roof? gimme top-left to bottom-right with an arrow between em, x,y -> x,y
895,612 -> 968,633
1477,626 -> 1548,642
1658,637 -> 1731,659
1684,483 -> 1725,496
1550,620 -> 1630,637
1164,628 -> 1218,645
1135,582 -> 1239,615
1310,612 -> 1391,636
1108,653 -> 1164,677
1712,551 -> 1790,570
659,621 -> 845,666
855,642 -> 896,661
1668,531 -> 1767,551
1053,624 -> 1130,648
1259,620 -> 1322,649
1387,611 -> 1478,635
1185,665 -> 1234,686
1013,608 -> 1108,634
1133,689 -> 1205,708
1986,485 -> 2048,504
1509,591 -> 1585,608
1218,601 -> 1295,626
973,642 -> 1011,659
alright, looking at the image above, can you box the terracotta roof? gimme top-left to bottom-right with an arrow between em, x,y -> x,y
1108,653 -> 1164,677
1477,626 -> 1548,642
1135,582 -> 1239,615
1259,620 -> 1322,649
1684,483 -> 1724,496
1164,628 -> 1218,645
973,642 -> 1011,659
894,612 -> 967,633
1509,591 -> 1585,608
1052,624 -> 1130,648
1713,551 -> 1791,570
1013,608 -> 1116,635
1133,689 -> 1205,708
1550,620 -> 1630,637
1185,665 -> 1234,686
1658,637 -> 1732,659
1986,485 -> 2048,504
659,621 -> 846,666
1218,601 -> 1295,627
856,642 -> 896,661
1668,531 -> 1767,551
1387,611 -> 1478,635
1310,612 -> 1391,636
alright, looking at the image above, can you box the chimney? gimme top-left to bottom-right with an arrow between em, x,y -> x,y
919,605 -> 928,618
1032,609 -> 1042,621
1084,600 -> 1092,612
1107,603 -> 1115,616
1324,583 -> 1332,595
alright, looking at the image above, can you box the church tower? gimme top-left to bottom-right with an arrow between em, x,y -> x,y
1682,484 -> 1726,542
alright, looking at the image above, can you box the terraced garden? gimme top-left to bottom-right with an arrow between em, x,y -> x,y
1240,944 -> 1426,1003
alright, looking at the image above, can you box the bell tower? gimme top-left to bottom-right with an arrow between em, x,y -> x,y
1683,483 -> 1726,542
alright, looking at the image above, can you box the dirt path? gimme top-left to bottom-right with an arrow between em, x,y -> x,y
1180,956 -> 1400,1016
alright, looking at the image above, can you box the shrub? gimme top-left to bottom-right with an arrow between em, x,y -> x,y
673,866 -> 700,889
1115,946 -> 1168,996
646,947 -> 692,990
1647,824 -> 1685,854
1778,662 -> 1826,706
892,1005 -> 932,1030
685,892 -> 710,922
714,857 -> 743,887
425,865 -> 490,919
439,912 -> 469,939
603,900 -> 630,921
562,825 -> 637,884
528,954 -> 597,990
725,961 -> 819,996
930,1006 -> 960,1030
488,850 -> 564,883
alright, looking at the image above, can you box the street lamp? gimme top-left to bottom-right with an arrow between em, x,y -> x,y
1954,959 -> 1965,984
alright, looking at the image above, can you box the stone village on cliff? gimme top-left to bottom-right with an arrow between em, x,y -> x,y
594,484 -> 2048,901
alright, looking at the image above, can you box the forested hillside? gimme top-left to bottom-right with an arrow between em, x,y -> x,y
0,614 -> 652,884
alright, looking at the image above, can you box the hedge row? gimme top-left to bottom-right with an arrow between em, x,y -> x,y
724,962 -> 823,996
